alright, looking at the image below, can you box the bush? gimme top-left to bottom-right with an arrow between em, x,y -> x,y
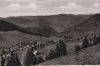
74,45 -> 81,53
93,35 -> 100,45
36,56 -> 44,64
1,50 -> 5,55
45,50 -> 57,60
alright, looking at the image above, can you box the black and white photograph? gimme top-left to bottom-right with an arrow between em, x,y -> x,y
0,0 -> 100,66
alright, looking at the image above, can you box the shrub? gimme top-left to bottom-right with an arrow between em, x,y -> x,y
36,56 -> 44,64
1,50 -> 5,55
45,50 -> 57,60
93,35 -> 100,45
74,45 -> 81,53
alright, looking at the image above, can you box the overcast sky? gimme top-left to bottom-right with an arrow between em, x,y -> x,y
0,0 -> 100,17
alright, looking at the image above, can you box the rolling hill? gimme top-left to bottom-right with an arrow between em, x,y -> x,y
0,18 -> 60,37
0,19 -> 57,46
62,14 -> 100,38
0,14 -> 93,47
5,14 -> 91,32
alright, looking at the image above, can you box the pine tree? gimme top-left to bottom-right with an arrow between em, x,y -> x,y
0,55 -> 5,66
23,48 -> 37,66
13,53 -> 21,66
82,36 -> 89,48
56,40 -> 67,56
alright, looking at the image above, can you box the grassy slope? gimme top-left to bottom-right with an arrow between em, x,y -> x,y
38,44 -> 100,65
0,31 -> 54,46
0,31 -> 36,46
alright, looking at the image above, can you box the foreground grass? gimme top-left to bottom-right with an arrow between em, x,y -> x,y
37,44 -> 100,65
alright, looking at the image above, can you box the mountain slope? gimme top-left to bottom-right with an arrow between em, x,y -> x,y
0,19 -> 58,46
6,14 -> 90,32
6,17 -> 38,27
0,19 -> 20,31
0,19 -> 58,37
62,14 -> 100,38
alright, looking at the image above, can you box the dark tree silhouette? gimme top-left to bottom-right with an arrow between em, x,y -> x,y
23,48 -> 37,66
0,55 -> 5,66
93,35 -> 100,45
13,53 -> 21,66
82,36 -> 89,48
56,40 -> 67,57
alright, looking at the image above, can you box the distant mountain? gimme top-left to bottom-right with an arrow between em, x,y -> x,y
5,17 -> 37,27
0,19 -> 19,31
62,14 -> 100,38
0,19 -> 57,37
5,14 -> 91,32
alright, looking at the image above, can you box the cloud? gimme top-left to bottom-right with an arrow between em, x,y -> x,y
58,2 -> 100,14
0,0 -> 99,17
4,3 -> 38,10
92,3 -> 100,7
6,3 -> 21,10
91,3 -> 100,13
5,0 -> 35,2
58,2 -> 84,14
59,2 -> 82,10
26,3 -> 37,9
